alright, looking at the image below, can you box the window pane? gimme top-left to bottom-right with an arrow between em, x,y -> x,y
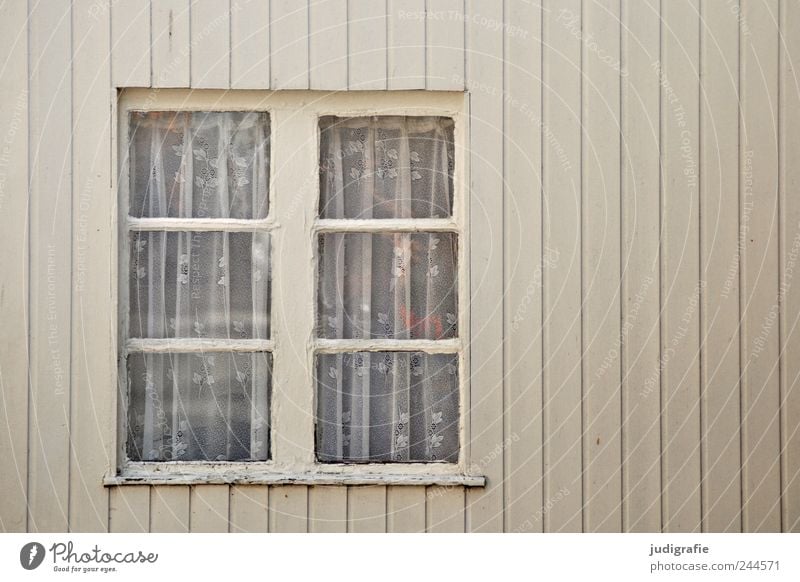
126,352 -> 271,461
319,116 -> 455,219
129,111 -> 270,219
316,352 -> 458,462
317,232 -> 457,339
130,231 -> 270,338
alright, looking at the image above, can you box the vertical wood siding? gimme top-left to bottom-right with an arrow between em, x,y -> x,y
465,0 -> 504,533
781,0 -> 800,533
0,0 -> 29,533
582,0 -> 622,533
1,0 -> 798,533
504,0 -> 542,534
620,0 -> 661,532
28,0 -> 72,533
71,0 -> 114,533
661,0 -> 702,533
741,0 -> 782,532
542,0 -> 583,533
701,0 -> 742,533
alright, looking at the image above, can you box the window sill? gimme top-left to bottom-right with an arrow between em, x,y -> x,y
104,465 -> 486,488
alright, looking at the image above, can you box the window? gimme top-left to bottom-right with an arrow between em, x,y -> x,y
123,110 -> 272,463
115,90 -> 480,486
315,116 -> 460,463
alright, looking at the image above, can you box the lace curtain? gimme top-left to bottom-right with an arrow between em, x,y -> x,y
316,116 -> 460,463
127,111 -> 271,462
125,112 -> 459,464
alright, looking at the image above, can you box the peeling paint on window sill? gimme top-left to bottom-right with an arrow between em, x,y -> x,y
104,466 -> 486,488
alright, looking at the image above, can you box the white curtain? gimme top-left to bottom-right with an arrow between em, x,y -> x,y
316,116 -> 460,463
127,111 -> 271,462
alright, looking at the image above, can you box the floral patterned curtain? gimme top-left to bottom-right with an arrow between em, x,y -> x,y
127,111 -> 271,462
316,116 -> 460,463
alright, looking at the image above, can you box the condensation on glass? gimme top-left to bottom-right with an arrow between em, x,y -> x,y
125,111 -> 272,462
315,116 -> 460,463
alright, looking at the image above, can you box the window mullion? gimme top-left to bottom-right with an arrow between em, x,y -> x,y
270,109 -> 319,466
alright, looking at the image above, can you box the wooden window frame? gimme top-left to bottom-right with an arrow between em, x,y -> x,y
108,89 -> 484,488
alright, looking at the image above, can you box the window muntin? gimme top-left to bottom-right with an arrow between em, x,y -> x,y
123,111 -> 272,463
314,116 -> 460,464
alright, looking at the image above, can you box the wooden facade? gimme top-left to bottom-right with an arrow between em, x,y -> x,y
0,0 -> 798,533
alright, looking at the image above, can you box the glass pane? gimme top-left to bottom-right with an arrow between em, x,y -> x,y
316,352 -> 459,463
319,116 -> 455,219
130,231 -> 270,338
126,352 -> 271,461
129,111 -> 270,219
317,232 -> 457,340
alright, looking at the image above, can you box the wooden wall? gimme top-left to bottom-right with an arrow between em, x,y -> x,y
1,0 -> 798,532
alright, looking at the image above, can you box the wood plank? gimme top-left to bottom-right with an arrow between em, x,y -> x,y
150,486 -> 190,532
347,486 -> 386,532
699,0 -> 742,533
620,0 -> 662,533
386,486 -> 425,532
308,486 -> 347,532
541,0 -> 583,533
28,0 -> 72,533
109,486 -> 150,532
348,0 -> 387,89
504,0 -> 543,534
740,0 -> 782,533
309,0 -> 347,90
464,0 -> 504,533
426,486 -> 464,532
0,0 -> 29,534
660,0 -> 702,533
388,0 -> 425,89
268,485 -> 308,532
190,485 -> 230,532
582,0 -> 622,533
781,0 -> 800,534
191,0 -> 230,88
69,0 -> 114,532
271,0 -> 309,89
152,0 -> 190,87
111,0 -> 150,87
229,485 -> 268,532
230,0 -> 269,89
427,0 -> 464,90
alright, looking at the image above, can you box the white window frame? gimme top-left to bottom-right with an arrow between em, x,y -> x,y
108,89 -> 483,488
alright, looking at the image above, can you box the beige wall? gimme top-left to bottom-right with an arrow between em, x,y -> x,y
1,0 -> 798,533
